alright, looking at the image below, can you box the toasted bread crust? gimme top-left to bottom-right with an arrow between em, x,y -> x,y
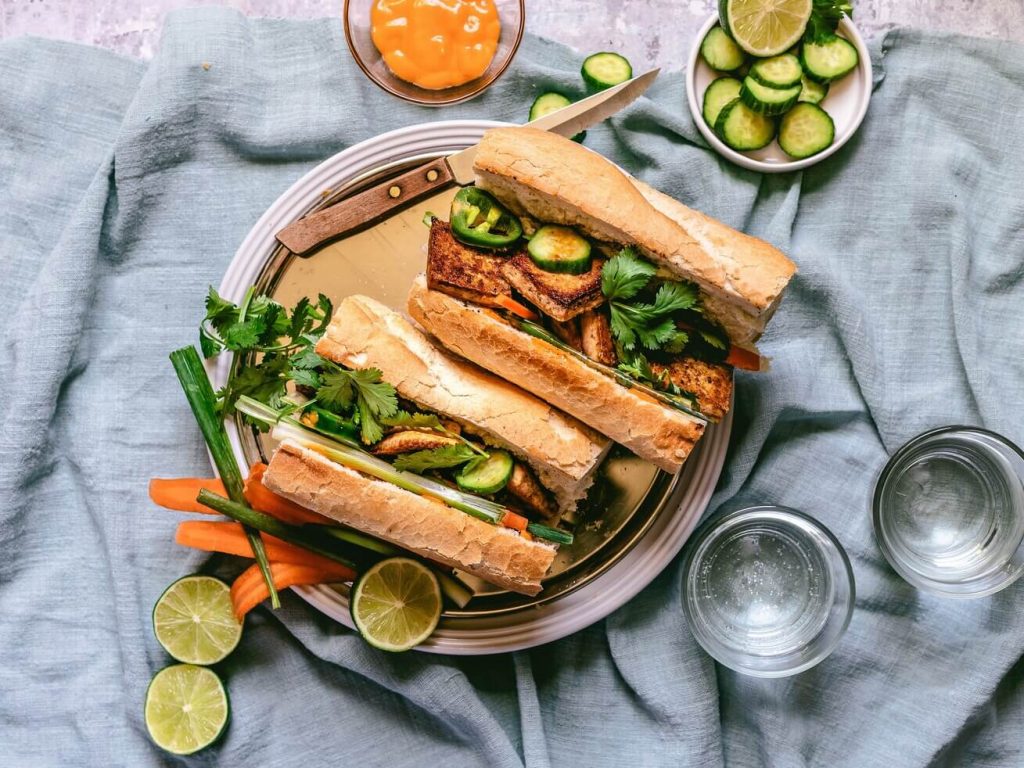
473,127 -> 796,344
315,295 -> 609,511
408,276 -> 705,474
264,441 -> 555,595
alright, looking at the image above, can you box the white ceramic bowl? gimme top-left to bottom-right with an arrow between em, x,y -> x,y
686,14 -> 872,173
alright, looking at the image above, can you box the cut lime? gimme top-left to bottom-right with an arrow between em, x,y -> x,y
350,558 -> 442,652
720,0 -> 813,58
145,664 -> 230,755
153,575 -> 242,665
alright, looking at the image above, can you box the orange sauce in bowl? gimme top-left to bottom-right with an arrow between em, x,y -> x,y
370,0 -> 502,90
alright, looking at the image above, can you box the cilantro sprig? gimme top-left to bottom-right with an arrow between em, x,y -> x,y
393,444 -> 481,474
601,248 -> 698,353
805,0 -> 853,44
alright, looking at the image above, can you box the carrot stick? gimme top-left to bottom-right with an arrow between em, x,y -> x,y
175,520 -> 353,574
500,511 -> 529,532
244,463 -> 334,526
494,294 -> 540,322
231,562 -> 354,621
149,478 -> 227,513
724,345 -> 763,372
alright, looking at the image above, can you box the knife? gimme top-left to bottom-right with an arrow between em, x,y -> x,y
275,69 -> 660,256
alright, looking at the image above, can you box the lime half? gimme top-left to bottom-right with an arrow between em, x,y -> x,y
145,664 -> 230,755
153,575 -> 242,665
350,558 -> 442,652
721,0 -> 813,57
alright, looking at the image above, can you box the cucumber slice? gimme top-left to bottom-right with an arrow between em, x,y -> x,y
740,76 -> 801,116
748,54 -> 802,88
527,225 -> 592,274
798,75 -> 829,104
801,35 -> 859,83
456,450 -> 514,495
714,98 -> 776,151
582,52 -> 632,91
778,103 -> 835,158
700,26 -> 746,72
529,93 -> 585,142
702,77 -> 743,128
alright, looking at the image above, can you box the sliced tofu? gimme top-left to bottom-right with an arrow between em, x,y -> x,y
549,317 -> 582,351
372,430 -> 461,456
426,220 -> 513,308
579,310 -> 617,366
649,357 -> 733,421
501,253 -> 606,322
506,463 -> 557,519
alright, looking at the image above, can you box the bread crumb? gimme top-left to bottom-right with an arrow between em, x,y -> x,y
201,62 -> 211,71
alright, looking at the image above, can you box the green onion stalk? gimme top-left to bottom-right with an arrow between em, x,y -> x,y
170,346 -> 280,608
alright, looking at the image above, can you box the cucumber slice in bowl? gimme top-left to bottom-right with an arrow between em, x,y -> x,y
798,75 -> 829,104
778,103 -> 835,158
703,77 -> 743,128
456,450 -> 514,494
748,54 -> 802,89
801,35 -> 859,83
714,98 -> 776,151
701,26 -> 746,72
527,225 -> 592,274
582,52 -> 632,90
740,76 -> 801,116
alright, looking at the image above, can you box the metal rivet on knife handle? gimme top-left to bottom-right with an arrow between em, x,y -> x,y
275,157 -> 455,257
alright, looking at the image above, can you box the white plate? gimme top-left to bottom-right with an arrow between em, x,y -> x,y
212,120 -> 732,654
686,15 -> 872,173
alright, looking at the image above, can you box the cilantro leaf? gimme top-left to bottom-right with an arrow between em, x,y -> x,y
216,354 -> 290,415
349,368 -> 399,419
393,444 -> 481,473
290,346 -> 326,371
317,370 -> 355,412
699,329 -> 727,351
223,318 -> 265,349
287,297 -> 311,340
288,367 -> 321,390
601,247 -> 656,301
204,287 -> 239,334
805,0 -> 853,44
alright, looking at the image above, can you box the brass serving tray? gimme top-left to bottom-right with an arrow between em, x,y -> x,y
234,150 -> 705,618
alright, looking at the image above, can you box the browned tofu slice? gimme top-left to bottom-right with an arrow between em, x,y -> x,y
501,254 -> 607,322
649,358 -> 733,421
426,220 -> 512,307
579,310 -> 617,366
372,430 -> 461,456
506,463 -> 557,519
549,318 -> 582,351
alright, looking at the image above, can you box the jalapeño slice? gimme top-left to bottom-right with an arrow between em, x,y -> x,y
449,187 -> 523,249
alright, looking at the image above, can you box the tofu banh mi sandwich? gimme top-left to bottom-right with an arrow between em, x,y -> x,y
408,127 -> 796,474
255,295 -> 609,596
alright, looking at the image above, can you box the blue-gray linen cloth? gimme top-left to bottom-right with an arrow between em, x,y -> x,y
1,8 -> 1021,767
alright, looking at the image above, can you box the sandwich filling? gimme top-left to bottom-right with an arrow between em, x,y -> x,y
425,190 -> 751,422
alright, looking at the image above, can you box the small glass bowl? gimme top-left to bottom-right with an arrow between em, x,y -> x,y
343,0 -> 525,107
682,506 -> 855,678
872,426 -> 1024,598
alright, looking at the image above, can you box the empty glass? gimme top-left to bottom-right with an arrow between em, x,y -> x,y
872,426 -> 1024,597
682,506 -> 855,678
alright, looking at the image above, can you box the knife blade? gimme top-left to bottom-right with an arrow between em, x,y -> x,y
276,69 -> 660,256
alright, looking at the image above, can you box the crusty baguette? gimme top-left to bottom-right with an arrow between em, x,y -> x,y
263,440 -> 556,596
408,276 -> 705,474
472,127 -> 796,344
315,295 -> 610,513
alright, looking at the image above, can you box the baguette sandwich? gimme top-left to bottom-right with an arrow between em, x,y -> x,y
259,295 -> 610,596
408,127 -> 796,474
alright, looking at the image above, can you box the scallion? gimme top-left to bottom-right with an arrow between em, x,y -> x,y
170,346 -> 281,609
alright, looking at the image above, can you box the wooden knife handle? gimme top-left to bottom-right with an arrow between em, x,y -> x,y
276,157 -> 455,256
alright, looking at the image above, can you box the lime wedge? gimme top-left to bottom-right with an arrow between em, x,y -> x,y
145,664 -> 230,755
721,0 -> 813,57
350,558 -> 441,652
153,575 -> 242,665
